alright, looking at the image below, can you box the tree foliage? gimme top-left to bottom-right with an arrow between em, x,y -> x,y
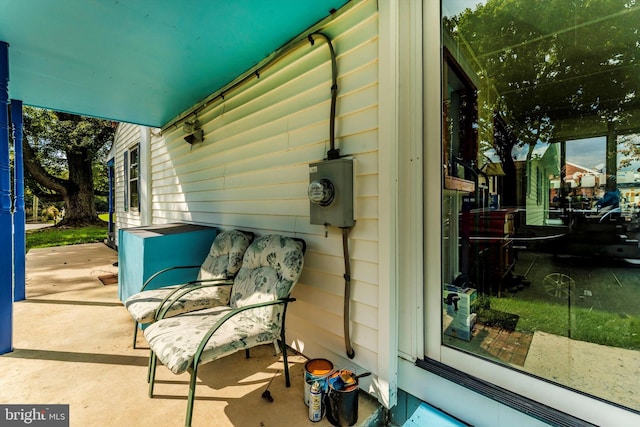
445,0 -> 640,201
448,0 -> 640,134
21,107 -> 116,226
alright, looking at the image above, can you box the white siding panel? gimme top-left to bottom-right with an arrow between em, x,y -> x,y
348,218 -> 378,241
112,122 -> 142,241
290,297 -> 378,356
357,174 -> 379,198
338,84 -> 378,118
338,106 -> 378,136
144,0 -> 382,398
339,131 -> 378,157
295,273 -> 378,311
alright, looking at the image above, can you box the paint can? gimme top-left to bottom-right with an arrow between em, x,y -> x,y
325,370 -> 361,427
304,358 -> 334,406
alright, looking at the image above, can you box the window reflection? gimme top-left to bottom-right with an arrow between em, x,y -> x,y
441,0 -> 640,411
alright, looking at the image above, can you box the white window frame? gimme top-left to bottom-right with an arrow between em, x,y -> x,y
417,1 -> 639,426
127,142 -> 140,213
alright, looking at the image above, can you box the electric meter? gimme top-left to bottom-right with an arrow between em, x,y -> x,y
308,178 -> 335,206
308,158 -> 354,227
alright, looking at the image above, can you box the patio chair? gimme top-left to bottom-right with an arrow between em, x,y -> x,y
144,234 -> 306,427
124,229 -> 253,348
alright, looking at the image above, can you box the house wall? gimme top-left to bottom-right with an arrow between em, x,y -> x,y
525,160 -> 545,226
113,122 -> 152,245
139,0 -> 386,401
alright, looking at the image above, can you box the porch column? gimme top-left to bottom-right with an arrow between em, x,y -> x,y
107,158 -> 115,246
0,41 -> 13,354
11,100 -> 25,301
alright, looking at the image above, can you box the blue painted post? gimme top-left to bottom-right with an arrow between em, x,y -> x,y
0,41 -> 13,354
11,100 -> 25,302
107,158 -> 114,235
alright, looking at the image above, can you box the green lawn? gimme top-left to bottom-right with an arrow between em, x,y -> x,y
26,224 -> 108,252
489,297 -> 640,350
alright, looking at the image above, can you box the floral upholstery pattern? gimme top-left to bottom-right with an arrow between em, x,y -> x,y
144,234 -> 305,375
198,229 -> 250,280
124,229 -> 252,324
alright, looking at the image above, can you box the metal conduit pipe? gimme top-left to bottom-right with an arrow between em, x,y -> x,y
309,32 -> 356,358
342,227 -> 355,359
308,32 -> 339,159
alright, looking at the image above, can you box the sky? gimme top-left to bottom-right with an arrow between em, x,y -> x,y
566,137 -> 605,171
442,0 -> 487,17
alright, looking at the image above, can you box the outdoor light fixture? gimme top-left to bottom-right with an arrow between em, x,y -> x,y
183,119 -> 204,144
184,128 -> 204,144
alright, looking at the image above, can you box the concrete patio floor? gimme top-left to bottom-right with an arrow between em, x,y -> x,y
1,243 -> 381,426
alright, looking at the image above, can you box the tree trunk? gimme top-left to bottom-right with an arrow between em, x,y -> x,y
60,149 -> 100,226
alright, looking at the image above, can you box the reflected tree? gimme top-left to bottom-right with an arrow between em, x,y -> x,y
445,0 -> 640,202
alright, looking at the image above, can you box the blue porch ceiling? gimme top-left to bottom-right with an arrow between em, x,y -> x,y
0,0 -> 349,127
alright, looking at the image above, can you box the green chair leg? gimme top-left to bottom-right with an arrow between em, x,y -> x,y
147,350 -> 153,383
148,354 -> 157,397
148,350 -> 157,389
133,322 -> 139,349
185,364 -> 199,427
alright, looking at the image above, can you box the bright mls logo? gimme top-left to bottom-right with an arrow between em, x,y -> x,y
1,405 -> 69,426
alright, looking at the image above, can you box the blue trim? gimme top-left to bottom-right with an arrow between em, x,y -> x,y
11,100 -> 25,302
107,158 -> 114,234
0,1 -> 349,127
0,41 -> 13,354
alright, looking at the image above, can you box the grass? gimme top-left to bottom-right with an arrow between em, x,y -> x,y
489,297 -> 640,350
26,224 -> 108,251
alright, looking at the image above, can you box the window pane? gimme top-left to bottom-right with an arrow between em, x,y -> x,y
441,0 -> 640,411
130,146 -> 139,166
129,179 -> 138,210
128,144 -> 139,211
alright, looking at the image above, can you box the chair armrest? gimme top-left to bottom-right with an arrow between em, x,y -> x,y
140,265 -> 201,291
193,297 -> 297,367
155,279 -> 235,321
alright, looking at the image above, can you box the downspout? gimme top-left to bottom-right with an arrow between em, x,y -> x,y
11,100 -> 25,302
0,41 -> 13,354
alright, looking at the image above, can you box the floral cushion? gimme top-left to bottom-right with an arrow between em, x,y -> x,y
144,234 -> 305,375
197,229 -> 252,280
229,235 -> 305,324
124,284 -> 230,324
124,230 -> 251,324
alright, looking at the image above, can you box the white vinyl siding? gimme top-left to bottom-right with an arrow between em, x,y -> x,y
113,123 -> 143,244
147,0 -> 383,397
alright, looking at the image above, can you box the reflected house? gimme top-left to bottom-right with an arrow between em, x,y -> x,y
525,144 -> 560,226
618,171 -> 640,208
521,153 -> 640,259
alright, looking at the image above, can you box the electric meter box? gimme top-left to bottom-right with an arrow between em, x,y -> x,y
308,158 -> 354,227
